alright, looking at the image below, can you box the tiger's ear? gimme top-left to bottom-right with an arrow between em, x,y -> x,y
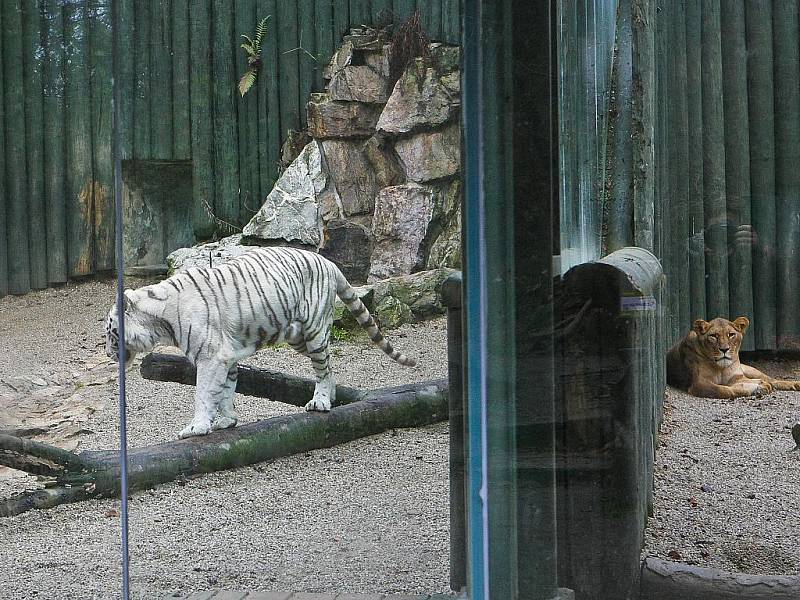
732,316 -> 750,333
693,319 -> 710,334
123,289 -> 135,312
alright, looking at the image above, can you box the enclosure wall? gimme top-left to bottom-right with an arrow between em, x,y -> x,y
0,0 -> 462,297
577,0 -> 800,351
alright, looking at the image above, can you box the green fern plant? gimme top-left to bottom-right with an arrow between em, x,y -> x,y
239,16 -> 270,97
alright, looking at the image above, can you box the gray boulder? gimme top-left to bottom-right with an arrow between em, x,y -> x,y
394,122 -> 461,183
427,179 -> 462,269
166,234 -> 252,275
307,93 -> 383,139
334,268 -> 457,330
369,183 -> 437,282
242,141 -> 327,247
320,220 -> 373,285
430,43 -> 461,73
326,40 -> 391,104
342,28 -> 388,53
280,129 -> 312,169
320,139 -> 379,219
363,135 -> 405,189
371,267 -> 457,328
376,57 -> 461,135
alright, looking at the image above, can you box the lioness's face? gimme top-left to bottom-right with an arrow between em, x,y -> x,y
693,316 -> 749,368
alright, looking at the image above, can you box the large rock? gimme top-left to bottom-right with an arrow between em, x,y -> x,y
369,183 -> 437,281
427,179 -> 462,269
333,285 -> 374,329
342,28 -> 388,52
394,122 -> 461,183
307,93 -> 383,139
326,40 -> 391,103
376,56 -> 461,135
166,234 -> 252,275
280,129 -> 312,169
430,43 -> 461,73
243,142 -> 327,247
320,139 -> 379,219
333,268 -> 457,330
363,135 -> 405,189
371,268 -> 457,328
319,220 -> 373,285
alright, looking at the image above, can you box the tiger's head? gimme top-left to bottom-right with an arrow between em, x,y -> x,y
691,316 -> 749,369
105,289 -> 167,368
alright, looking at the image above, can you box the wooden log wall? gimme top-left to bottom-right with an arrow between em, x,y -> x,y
558,0 -> 619,272
603,0 -> 800,351
0,0 -> 462,298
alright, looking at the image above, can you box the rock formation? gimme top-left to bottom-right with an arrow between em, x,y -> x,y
168,27 -> 462,327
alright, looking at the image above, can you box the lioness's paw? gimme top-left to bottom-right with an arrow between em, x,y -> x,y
212,416 -> 238,431
754,381 -> 773,396
305,397 -> 331,412
178,419 -> 212,438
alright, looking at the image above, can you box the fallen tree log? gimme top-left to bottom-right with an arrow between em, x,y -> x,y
640,557 -> 800,600
140,352 -> 364,406
0,378 -> 448,517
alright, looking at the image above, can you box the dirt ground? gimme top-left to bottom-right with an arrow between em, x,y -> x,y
0,277 -> 451,599
644,357 -> 800,575
5,276 -> 800,596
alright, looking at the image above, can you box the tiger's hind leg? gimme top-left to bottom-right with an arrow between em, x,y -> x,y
179,359 -> 233,438
212,364 -> 239,431
303,327 -> 335,412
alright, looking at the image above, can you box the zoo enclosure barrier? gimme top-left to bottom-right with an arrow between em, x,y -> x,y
559,0 -> 800,352
442,246 -> 664,600
0,0 -> 462,298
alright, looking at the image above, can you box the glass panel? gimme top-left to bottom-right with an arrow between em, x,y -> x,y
1,1 -> 464,598
0,1 -> 124,597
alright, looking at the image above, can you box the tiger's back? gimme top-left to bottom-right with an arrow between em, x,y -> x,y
105,246 -> 415,438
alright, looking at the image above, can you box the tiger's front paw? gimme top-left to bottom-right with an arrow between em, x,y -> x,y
305,396 -> 332,412
212,415 -> 238,431
178,418 -> 212,438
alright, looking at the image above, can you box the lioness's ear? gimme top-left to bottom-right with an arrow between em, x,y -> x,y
693,319 -> 710,334
733,316 -> 750,333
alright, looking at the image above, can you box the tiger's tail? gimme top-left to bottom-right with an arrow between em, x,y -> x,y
334,270 -> 417,367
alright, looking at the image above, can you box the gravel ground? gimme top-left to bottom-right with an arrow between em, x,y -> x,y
643,358 -> 800,575
0,278 -> 450,599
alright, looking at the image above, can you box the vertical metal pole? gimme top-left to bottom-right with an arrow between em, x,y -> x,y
442,273 -> 466,592
111,0 -> 131,596
462,2 -> 490,598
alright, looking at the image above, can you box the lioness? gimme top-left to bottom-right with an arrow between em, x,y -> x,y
666,316 -> 800,398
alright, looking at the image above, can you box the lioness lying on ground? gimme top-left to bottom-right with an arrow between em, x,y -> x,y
666,316 -> 800,399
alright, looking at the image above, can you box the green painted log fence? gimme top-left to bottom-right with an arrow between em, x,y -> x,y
598,0 -> 800,351
0,0 -> 462,298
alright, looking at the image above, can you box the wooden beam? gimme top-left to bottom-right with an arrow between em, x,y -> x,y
744,0 -> 776,349
22,0 -> 47,290
0,378 -> 448,517
640,557 -> 800,600
3,0 -> 31,293
139,352 -> 364,406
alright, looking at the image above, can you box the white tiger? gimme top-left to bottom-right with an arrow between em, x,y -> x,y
105,246 -> 416,438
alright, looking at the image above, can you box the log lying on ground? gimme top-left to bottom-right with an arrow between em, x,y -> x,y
140,352 -> 364,406
0,378 -> 447,517
640,557 -> 800,600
